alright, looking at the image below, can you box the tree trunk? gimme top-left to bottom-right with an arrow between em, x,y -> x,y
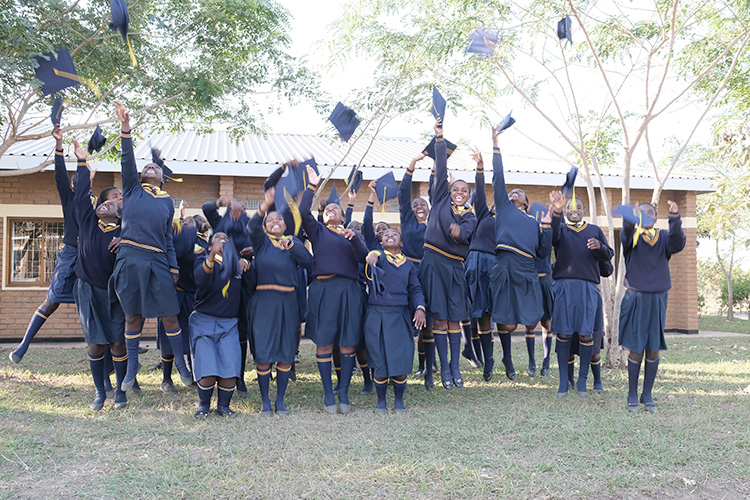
716,237 -> 735,320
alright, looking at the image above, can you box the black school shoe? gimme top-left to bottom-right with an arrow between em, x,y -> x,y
217,407 -> 237,419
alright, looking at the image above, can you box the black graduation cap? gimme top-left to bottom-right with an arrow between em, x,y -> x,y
562,166 -> 579,210
431,86 -> 446,121
466,28 -> 498,55
346,166 -> 364,194
423,137 -> 457,160
218,235 -> 240,286
612,204 -> 655,227
327,181 -> 340,206
374,172 -> 398,205
497,110 -> 515,132
274,171 -> 300,213
328,102 -> 360,142
50,97 -> 64,126
528,202 -> 548,222
110,0 -> 138,66
557,15 -> 573,46
33,48 -> 81,96
88,125 -> 106,154
293,157 -> 319,189
368,263 -> 386,298
151,147 -> 182,183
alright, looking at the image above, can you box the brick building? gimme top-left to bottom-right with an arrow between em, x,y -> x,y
0,130 -> 709,341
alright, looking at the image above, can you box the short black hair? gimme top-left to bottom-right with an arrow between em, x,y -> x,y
99,186 -> 119,202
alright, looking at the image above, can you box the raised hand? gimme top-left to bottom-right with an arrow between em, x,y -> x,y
113,101 -> 129,126
541,206 -> 552,224
72,138 -> 86,161
306,165 -> 321,186
434,118 -> 443,136
229,199 -> 244,221
365,252 -> 379,266
667,200 -> 679,214
51,124 -> 63,143
470,146 -> 483,168
549,190 -> 565,213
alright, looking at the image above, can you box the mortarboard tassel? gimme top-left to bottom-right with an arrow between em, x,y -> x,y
570,190 -> 577,212
221,279 -> 231,298
381,185 -> 386,217
127,34 -> 138,67
284,187 -> 302,236
52,68 -> 101,98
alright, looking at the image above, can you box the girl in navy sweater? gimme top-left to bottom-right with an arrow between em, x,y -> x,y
490,128 -> 552,381
300,165 -> 369,414
110,101 -> 191,392
620,201 -> 685,413
418,119 -> 477,391
365,228 -> 426,414
248,188 -> 313,415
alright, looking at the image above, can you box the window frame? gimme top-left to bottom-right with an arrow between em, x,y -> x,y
5,217 -> 65,288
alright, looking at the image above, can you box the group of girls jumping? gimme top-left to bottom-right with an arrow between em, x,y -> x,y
10,109 -> 685,417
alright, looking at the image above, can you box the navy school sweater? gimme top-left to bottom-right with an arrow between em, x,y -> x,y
551,214 -> 613,284
492,148 -> 552,260
248,212 -> 313,289
363,201 -> 384,253
55,149 -> 79,247
300,185 -> 368,281
423,136 -> 477,260
119,131 -> 178,273
173,223 -> 206,294
73,160 -> 120,289
366,251 -> 426,312
621,214 -> 685,292
193,254 -> 252,318
468,169 -> 496,255
399,169 -> 427,262
201,200 -> 252,253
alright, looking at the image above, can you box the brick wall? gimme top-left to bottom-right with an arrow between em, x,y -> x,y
0,173 -> 701,340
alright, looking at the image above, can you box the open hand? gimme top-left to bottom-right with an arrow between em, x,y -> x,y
413,309 -> 426,330
549,191 -> 565,213
306,165 -> 321,186
339,228 -> 357,241
366,252 -> 379,267
113,101 -> 129,125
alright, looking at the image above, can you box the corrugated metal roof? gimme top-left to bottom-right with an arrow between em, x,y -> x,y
1,129 -> 713,191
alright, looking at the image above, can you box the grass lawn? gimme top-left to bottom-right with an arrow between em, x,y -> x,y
699,315 -> 750,334
1,336 -> 749,499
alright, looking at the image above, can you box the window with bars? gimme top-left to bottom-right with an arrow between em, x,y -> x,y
8,220 -> 65,286
388,202 -> 400,213
173,197 -> 185,210
247,199 -> 260,210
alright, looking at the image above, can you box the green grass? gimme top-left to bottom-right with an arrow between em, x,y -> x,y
1,336 -> 750,499
699,315 -> 750,334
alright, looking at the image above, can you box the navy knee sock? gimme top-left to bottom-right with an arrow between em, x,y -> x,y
556,335 -> 571,394
123,328 -> 142,388
525,331 -> 536,368
162,355 -> 174,383
417,349 -> 426,371
542,332 -> 553,367
257,366 -> 272,411
360,361 -> 373,392
642,357 -> 660,404
316,354 -> 335,407
627,355 -> 642,404
197,381 -> 214,413
88,352 -> 107,404
591,357 -> 602,390
472,330 -> 483,363
479,330 -> 494,376
460,321 -> 476,359
217,384 -> 235,412
448,330 -> 462,380
576,338 -> 594,394
423,338 -> 435,386
238,340 -> 248,392
275,365 -> 291,412
498,330 -> 514,374
13,308 -> 49,360
164,328 -> 190,379
568,356 -> 575,386
103,347 -> 114,393
338,352 -> 356,406
393,377 -> 407,411
433,329 -> 450,381
112,352 -> 128,406
374,375 -> 388,410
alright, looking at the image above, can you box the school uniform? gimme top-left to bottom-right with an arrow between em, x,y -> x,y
247,213 -> 312,365
48,148 -> 80,303
398,169 -> 427,264
490,148 -> 552,327
466,169 -> 495,320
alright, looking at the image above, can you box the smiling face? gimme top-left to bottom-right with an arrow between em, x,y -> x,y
140,163 -> 163,186
564,199 -> 585,223
101,187 -> 123,209
95,199 -> 120,224
509,188 -> 528,210
412,197 -> 429,222
381,228 -> 402,253
323,203 -> 344,226
375,222 -> 390,242
264,211 -> 286,236
639,203 -> 657,229
450,181 -> 470,206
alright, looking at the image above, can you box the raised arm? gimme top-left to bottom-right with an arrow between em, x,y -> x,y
399,153 -> 425,226
433,119 -> 449,201
51,125 -> 73,206
549,191 -> 565,247
666,201 -> 686,257
72,141 -> 94,227
470,146 -> 488,221
114,101 -> 138,193
299,166 -> 321,242
363,181 -> 378,249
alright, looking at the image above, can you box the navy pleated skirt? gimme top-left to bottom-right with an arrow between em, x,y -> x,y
189,311 -> 241,380
74,278 -> 125,345
364,305 -> 415,377
490,251 -> 542,326
111,244 -> 179,318
47,244 -> 77,304
306,276 -> 364,347
551,278 -> 601,336
466,250 -> 494,319
619,289 -> 668,353
418,249 -> 469,322
539,273 -> 555,321
249,289 -> 300,365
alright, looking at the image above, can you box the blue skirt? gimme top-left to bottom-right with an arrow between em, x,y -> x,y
490,251 -> 542,326
111,244 -> 179,318
157,289 -> 194,354
466,251 -> 494,319
189,311 -> 241,380
418,249 -> 469,322
539,274 -> 554,321
249,289 -> 300,365
364,305 -> 415,377
46,244 -> 77,304
297,267 -> 308,322
74,278 -> 125,345
552,279 -> 601,335
619,289 -> 668,353
306,276 -> 364,347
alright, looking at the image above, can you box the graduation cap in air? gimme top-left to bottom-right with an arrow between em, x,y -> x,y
88,125 -> 106,154
612,204 -> 655,227
151,147 -> 182,183
346,166 -> 364,194
274,172 -> 302,235
557,15 -> 573,46
528,202 -> 548,222
561,165 -> 579,210
293,157 -> 319,189
466,27 -> 498,55
431,86 -> 446,121
217,235 -> 240,289
423,137 -> 457,160
328,102 -> 360,142
368,263 -> 386,298
50,97 -> 64,126
110,0 -> 138,66
33,48 -> 81,96
374,172 -> 398,206
497,110 -> 515,132
327,182 -> 340,206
